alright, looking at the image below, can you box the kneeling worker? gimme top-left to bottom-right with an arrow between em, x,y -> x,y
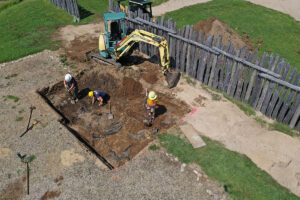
64,73 -> 78,103
89,90 -> 106,106
146,91 -> 158,122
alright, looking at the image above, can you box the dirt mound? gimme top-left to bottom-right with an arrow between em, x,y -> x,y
123,77 -> 143,99
194,17 -> 253,50
67,38 -> 97,62
143,71 -> 159,84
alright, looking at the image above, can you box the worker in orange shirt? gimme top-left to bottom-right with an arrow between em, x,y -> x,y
145,90 -> 158,123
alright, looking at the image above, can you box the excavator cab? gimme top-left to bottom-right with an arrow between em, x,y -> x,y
93,13 -> 180,88
99,12 -> 127,59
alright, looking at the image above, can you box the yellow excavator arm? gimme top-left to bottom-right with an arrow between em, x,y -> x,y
114,29 -> 170,73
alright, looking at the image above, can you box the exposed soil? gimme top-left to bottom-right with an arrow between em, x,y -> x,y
41,190 -> 62,200
194,17 -> 254,51
41,67 -> 189,167
0,177 -> 25,200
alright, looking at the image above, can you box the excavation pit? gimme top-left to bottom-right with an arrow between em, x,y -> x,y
39,67 -> 189,168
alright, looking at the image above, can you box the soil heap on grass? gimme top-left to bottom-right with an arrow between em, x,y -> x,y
194,17 -> 254,51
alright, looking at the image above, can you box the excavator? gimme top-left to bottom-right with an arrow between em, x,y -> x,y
86,12 -> 180,88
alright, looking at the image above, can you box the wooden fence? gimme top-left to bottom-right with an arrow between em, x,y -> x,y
109,0 -> 300,131
49,0 -> 80,20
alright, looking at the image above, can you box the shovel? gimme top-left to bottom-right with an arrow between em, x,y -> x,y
108,101 -> 114,120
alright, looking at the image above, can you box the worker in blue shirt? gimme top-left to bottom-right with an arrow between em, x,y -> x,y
88,90 -> 106,106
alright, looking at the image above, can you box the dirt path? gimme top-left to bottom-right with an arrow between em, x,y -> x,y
171,79 -> 300,196
152,0 -> 300,21
152,0 -> 214,16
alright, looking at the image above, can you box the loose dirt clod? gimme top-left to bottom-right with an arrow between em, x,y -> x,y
41,190 -> 62,200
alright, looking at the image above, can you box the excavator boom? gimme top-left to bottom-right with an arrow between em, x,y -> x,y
114,30 -> 170,73
113,30 -> 180,88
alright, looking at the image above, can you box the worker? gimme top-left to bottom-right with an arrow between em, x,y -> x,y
89,90 -> 107,106
64,73 -> 78,103
146,90 -> 158,122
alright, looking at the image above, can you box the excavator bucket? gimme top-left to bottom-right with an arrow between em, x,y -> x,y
165,71 -> 181,88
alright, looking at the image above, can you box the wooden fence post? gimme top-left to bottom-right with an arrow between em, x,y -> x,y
260,59 -> 285,114
256,55 -> 280,110
289,104 -> 300,128
180,25 -> 190,72
197,35 -> 213,82
271,66 -> 297,119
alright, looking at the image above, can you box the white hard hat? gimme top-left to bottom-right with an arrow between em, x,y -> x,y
65,74 -> 72,82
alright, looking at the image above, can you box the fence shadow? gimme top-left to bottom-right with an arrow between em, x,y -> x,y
78,5 -> 93,20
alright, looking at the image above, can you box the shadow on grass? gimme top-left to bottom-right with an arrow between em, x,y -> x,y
78,5 -> 93,20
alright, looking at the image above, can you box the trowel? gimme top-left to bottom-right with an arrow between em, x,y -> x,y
108,101 -> 114,120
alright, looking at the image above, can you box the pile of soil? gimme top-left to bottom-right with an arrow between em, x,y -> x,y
194,17 -> 254,51
43,68 -> 189,167
143,70 -> 159,84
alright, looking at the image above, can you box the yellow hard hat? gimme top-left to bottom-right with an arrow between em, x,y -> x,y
148,91 -> 157,100
88,91 -> 93,98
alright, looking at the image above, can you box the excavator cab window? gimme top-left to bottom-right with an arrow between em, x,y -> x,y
110,21 -> 122,42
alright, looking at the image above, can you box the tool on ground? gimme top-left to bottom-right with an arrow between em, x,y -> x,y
20,120 -> 39,137
26,106 -> 36,130
85,12 -> 180,88
108,101 -> 114,120
17,154 -> 31,195
24,156 -> 30,195
17,153 -> 26,159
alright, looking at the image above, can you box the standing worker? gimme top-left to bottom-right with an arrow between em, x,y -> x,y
64,74 -> 78,103
146,90 -> 158,123
89,90 -> 107,106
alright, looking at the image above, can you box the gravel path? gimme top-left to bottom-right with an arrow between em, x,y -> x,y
152,0 -> 213,16
0,50 -> 229,200
152,0 -> 300,21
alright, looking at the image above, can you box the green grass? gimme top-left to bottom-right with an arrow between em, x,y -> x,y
164,0 -> 300,71
149,144 -> 160,150
223,93 -> 256,116
182,73 -> 196,86
16,116 -> 23,121
254,116 -> 267,127
269,122 -> 299,137
5,95 -> 19,102
0,0 -> 72,63
4,73 -> 18,79
76,0 -> 109,23
18,109 -> 24,114
11,105 -> 16,109
0,0 -> 21,13
159,133 -> 300,200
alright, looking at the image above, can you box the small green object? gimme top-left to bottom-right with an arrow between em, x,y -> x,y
6,95 -> 19,102
16,116 -> 23,121
18,109 -> 24,114
149,144 -> 160,150
11,106 -> 16,109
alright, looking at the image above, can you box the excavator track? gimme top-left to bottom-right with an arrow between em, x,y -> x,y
85,50 -> 122,68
